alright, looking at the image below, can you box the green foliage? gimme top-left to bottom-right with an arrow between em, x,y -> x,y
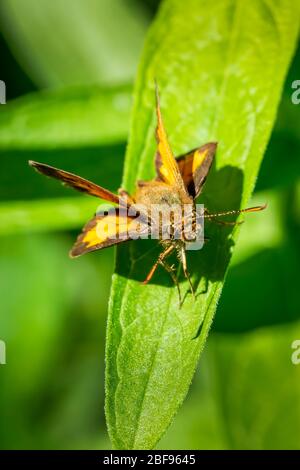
211,322 -> 300,449
0,0 -> 150,87
213,186 -> 300,332
0,85 -> 131,149
0,0 -> 299,452
0,197 -> 99,234
158,319 -> 300,450
0,84 -> 130,231
105,0 -> 299,450
0,234 -> 112,449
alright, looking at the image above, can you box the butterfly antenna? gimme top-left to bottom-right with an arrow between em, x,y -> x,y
204,204 -> 267,219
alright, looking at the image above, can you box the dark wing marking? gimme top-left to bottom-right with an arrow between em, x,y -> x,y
176,142 -> 217,198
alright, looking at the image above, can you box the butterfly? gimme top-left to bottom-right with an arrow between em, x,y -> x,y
29,85 -> 265,303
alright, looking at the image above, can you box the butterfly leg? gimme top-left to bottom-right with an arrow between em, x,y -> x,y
160,260 -> 182,305
142,244 -> 175,285
181,245 -> 195,299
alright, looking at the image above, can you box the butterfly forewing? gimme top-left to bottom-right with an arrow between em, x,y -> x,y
154,87 -> 189,199
29,161 -> 121,205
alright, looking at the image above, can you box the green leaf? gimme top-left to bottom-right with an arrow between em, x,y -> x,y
0,84 -> 131,149
0,0 -> 150,87
157,348 -> 228,450
105,0 -> 299,449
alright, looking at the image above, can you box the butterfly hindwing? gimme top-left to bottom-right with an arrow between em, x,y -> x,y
70,208 -> 149,257
176,142 -> 217,198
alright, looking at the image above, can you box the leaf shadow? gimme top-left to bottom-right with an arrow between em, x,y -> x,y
115,165 -> 244,292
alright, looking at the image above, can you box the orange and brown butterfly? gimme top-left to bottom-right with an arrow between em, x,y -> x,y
29,85 -> 265,303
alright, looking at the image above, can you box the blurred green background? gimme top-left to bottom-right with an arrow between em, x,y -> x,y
0,0 -> 299,450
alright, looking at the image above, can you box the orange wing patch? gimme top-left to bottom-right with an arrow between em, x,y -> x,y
70,209 -> 148,257
154,86 -> 189,198
176,142 -> 217,198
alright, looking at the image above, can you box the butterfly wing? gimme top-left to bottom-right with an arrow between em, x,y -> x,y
176,142 -> 217,198
29,160 -> 120,205
70,208 -> 149,257
154,86 -> 189,199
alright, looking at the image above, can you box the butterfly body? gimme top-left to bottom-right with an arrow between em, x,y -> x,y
135,180 -> 186,207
